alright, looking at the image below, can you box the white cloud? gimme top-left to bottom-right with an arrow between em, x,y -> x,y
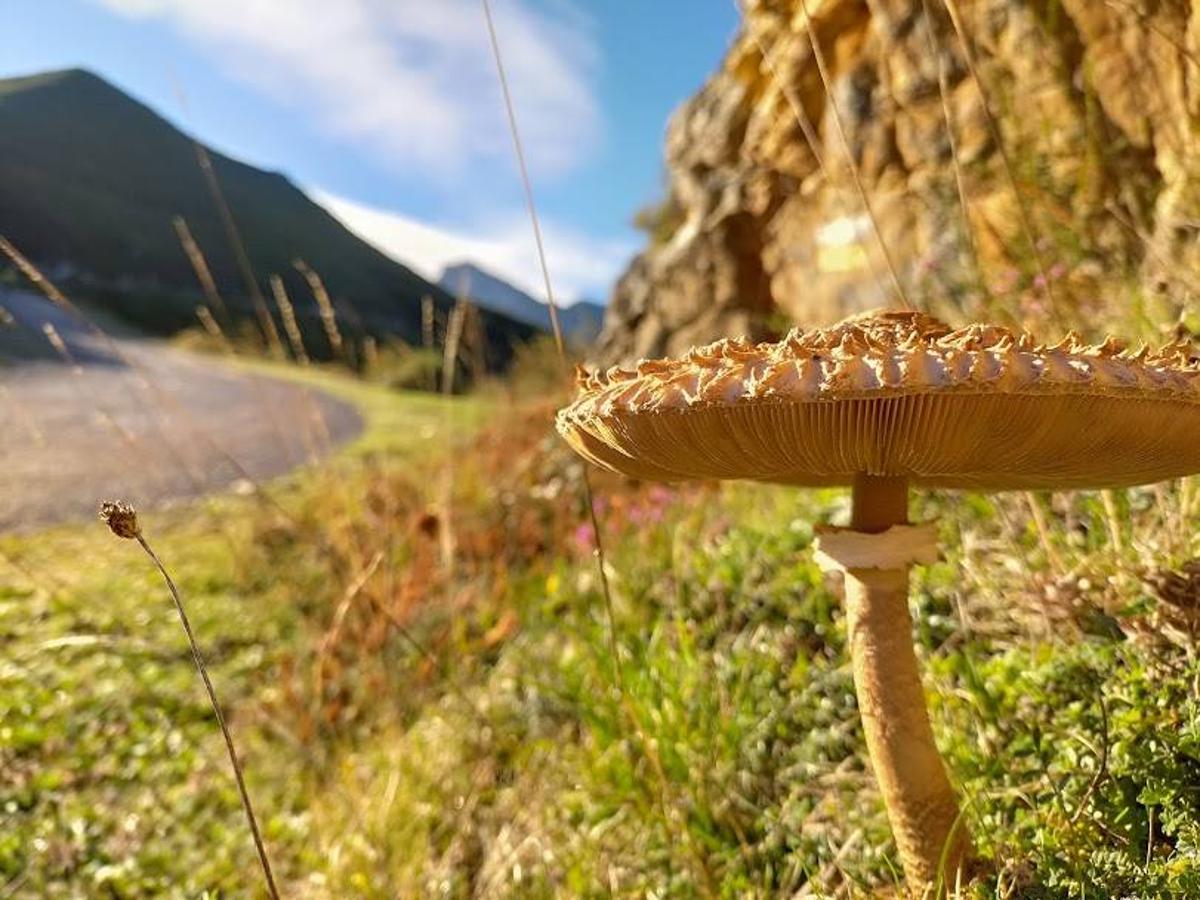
315,189 -> 634,304
93,0 -> 600,177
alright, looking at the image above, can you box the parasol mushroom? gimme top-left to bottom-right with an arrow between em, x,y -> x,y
556,309 -> 1200,894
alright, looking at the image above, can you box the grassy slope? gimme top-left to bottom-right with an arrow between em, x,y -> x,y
2,361 -> 1200,897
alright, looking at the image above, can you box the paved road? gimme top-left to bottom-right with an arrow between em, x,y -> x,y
0,289 -> 363,532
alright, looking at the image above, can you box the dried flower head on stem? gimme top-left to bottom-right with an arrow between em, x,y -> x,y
99,500 -> 280,899
99,500 -> 140,540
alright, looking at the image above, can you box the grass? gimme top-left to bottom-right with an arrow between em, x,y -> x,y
0,365 -> 484,896
3,349 -> 1200,896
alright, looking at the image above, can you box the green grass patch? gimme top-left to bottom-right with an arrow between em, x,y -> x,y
0,367 -> 484,896
2,361 -> 1200,896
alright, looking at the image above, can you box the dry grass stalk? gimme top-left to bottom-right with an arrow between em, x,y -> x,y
743,8 -> 885,300
269,274 -> 310,365
171,76 -> 282,354
173,216 -> 230,323
0,235 -> 276,500
313,550 -> 384,703
0,236 -> 74,310
293,259 -> 344,361
480,0 -> 716,889
189,143 -> 284,358
194,303 -> 314,469
421,295 -> 435,350
99,501 -> 280,899
1100,490 -> 1125,555
41,323 -> 80,374
195,305 -> 232,352
440,300 -> 467,396
479,0 -> 620,678
480,0 -> 567,355
940,0 -> 1060,319
795,0 -> 912,312
41,322 -> 139,449
421,295 -> 437,390
362,335 -> 379,372
918,0 -> 993,313
436,299 -> 469,570
1023,492 -> 1065,576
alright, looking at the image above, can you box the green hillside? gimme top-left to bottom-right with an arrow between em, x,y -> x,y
0,68 -> 534,359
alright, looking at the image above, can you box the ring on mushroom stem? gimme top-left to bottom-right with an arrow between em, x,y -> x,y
556,309 -> 1200,895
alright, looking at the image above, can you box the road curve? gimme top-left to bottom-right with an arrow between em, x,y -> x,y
0,289 -> 363,532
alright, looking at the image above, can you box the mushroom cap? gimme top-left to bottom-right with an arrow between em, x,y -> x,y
556,310 -> 1200,491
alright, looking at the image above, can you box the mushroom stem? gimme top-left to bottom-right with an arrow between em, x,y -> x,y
851,473 -> 909,533
845,474 -> 972,895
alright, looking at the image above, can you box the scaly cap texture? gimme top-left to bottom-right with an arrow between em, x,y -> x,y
557,310 -> 1200,490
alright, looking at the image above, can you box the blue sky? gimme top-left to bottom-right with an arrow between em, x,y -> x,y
0,0 -> 739,303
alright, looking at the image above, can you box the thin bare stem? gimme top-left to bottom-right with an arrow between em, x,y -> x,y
441,300 -> 467,396
421,295 -> 437,391
362,590 -> 493,730
796,0 -> 913,311
314,551 -> 384,702
919,0 -> 991,309
941,0 -> 1060,317
480,0 -> 566,354
742,3 -> 886,299
193,143 -> 283,358
169,74 -> 280,353
293,259 -> 345,362
1024,491 -> 1065,576
270,274 -> 310,366
480,0 -> 622,688
0,235 -> 285,508
173,216 -> 230,324
438,299 -> 467,571
481,4 -> 718,891
1100,490 -> 1125,555
1104,0 -> 1200,72
41,322 -> 138,448
128,525 -> 280,899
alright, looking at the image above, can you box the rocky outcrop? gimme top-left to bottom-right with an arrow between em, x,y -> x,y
598,0 -> 1198,364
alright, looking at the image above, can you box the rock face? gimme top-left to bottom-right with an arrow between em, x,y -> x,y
598,0 -> 1199,364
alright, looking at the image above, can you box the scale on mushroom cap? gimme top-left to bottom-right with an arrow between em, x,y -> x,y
557,308 -> 1200,893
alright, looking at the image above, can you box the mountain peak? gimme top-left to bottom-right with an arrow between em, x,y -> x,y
438,262 -> 605,344
0,66 -> 118,97
0,67 -> 535,361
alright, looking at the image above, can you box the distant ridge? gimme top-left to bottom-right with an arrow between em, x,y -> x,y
0,67 -> 534,361
439,262 -> 605,345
